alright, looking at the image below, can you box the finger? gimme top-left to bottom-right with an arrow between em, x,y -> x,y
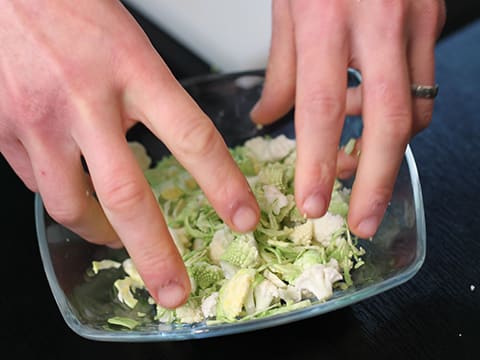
24,133 -> 121,248
123,55 -> 260,234
290,0 -> 349,218
336,137 -> 362,180
407,2 -> 443,135
0,138 -> 37,192
348,5 -> 412,238
346,85 -> 362,116
250,0 -> 296,124
75,103 -> 190,309
336,84 -> 363,179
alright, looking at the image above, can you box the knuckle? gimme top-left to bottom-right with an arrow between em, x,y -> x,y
382,110 -> 412,139
174,118 -> 221,159
12,92 -> 57,131
302,91 -> 344,126
135,245 -> 179,276
367,186 -> 393,210
46,197 -> 88,228
365,84 -> 412,138
101,178 -> 147,215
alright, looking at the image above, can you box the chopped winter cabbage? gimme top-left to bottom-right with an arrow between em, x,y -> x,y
86,135 -> 366,328
91,259 -> 122,274
107,316 -> 140,330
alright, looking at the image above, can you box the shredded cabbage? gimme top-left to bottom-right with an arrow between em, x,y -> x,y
87,135 -> 366,328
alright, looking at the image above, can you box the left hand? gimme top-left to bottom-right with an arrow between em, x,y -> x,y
251,0 -> 446,238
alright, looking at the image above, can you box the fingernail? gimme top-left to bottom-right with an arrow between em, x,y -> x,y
303,191 -> 326,218
157,280 -> 187,309
106,240 -> 123,249
357,216 -> 381,238
232,205 -> 258,232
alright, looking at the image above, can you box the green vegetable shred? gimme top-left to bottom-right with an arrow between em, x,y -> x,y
88,135 -> 366,327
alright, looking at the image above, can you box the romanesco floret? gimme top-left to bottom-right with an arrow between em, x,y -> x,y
189,261 -> 224,290
220,233 -> 259,268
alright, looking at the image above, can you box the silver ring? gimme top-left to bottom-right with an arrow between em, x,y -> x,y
411,84 -> 439,99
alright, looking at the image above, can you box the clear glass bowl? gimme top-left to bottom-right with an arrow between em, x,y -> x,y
35,69 -> 426,342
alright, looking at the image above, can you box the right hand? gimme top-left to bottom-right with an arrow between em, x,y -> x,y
0,0 -> 259,308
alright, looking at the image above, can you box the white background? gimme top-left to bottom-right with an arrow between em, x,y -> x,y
124,0 -> 272,72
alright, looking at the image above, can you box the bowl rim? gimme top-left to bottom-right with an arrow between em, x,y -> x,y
34,69 -> 426,342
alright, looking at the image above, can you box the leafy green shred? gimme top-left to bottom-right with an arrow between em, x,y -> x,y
107,316 -> 140,330
88,134 -> 366,328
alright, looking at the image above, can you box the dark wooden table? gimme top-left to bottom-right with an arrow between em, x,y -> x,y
2,8 -> 479,360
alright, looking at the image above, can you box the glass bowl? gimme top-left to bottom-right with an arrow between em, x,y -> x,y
35,69 -> 426,342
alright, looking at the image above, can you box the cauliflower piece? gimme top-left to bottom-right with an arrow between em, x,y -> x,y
154,305 -> 175,323
244,135 -> 296,162
208,226 -> 235,264
293,263 -> 343,302
263,184 -> 289,215
254,279 -> 279,312
175,300 -> 204,324
216,268 -> 256,321
201,292 -> 219,319
311,212 -> 345,246
278,285 -> 302,304
219,261 -> 239,280
91,134 -> 366,327
288,219 -> 314,245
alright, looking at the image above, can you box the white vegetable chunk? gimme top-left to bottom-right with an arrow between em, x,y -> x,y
294,263 -> 343,302
244,135 -> 296,162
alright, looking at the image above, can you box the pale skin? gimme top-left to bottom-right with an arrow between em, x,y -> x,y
252,0 -> 446,237
0,0 -> 445,308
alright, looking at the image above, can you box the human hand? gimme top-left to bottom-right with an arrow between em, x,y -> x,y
0,0 -> 259,308
251,0 -> 446,238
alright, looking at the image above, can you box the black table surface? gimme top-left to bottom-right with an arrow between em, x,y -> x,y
2,6 -> 479,360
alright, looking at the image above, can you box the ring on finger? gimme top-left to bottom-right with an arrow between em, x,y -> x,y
411,84 -> 439,99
